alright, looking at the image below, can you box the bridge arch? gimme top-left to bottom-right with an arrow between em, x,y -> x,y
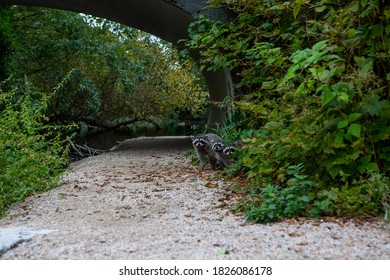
0,0 -> 234,126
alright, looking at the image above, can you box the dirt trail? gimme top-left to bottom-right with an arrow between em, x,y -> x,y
0,136 -> 389,259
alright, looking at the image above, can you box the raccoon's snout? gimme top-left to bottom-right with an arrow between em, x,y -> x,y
212,142 -> 225,152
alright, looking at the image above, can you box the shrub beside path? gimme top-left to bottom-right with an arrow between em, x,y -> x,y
0,137 -> 389,259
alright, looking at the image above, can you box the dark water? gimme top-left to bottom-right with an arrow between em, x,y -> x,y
75,127 -> 189,150
75,130 -> 135,150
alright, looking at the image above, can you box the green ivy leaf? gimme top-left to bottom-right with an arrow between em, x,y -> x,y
348,123 -> 362,138
312,40 -> 328,51
365,162 -> 379,172
321,88 -> 336,107
293,0 -> 303,19
300,196 -> 310,203
385,25 -> 390,34
347,113 -> 361,122
347,28 -> 357,38
338,120 -> 349,129
385,9 -> 390,20
295,82 -> 305,96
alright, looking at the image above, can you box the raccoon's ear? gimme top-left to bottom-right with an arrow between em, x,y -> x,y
191,136 -> 195,140
211,139 -> 215,143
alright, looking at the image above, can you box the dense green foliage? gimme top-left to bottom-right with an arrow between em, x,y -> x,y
186,0 -> 390,222
0,81 -> 69,216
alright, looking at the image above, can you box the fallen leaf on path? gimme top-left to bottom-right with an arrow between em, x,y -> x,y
217,248 -> 229,255
205,182 -> 218,188
288,232 -> 301,238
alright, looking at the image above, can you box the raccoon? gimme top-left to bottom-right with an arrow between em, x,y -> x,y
222,144 -> 237,168
207,133 -> 232,168
211,139 -> 225,153
191,135 -> 216,170
192,133 -> 223,170
223,145 -> 237,157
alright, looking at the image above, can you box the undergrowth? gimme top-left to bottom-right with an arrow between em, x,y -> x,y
0,79 -> 70,216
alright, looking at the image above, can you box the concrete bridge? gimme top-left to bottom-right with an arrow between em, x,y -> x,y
0,0 -> 234,126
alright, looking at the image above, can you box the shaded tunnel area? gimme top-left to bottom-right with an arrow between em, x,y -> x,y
0,0 -> 234,125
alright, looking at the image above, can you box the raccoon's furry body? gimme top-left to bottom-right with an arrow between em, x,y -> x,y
214,147 -> 233,168
205,133 -> 223,147
191,135 -> 216,170
206,133 -> 233,168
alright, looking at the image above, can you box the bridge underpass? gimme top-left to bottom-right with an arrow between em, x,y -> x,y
0,0 -> 234,126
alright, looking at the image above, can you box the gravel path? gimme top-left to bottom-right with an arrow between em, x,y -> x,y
0,136 -> 389,259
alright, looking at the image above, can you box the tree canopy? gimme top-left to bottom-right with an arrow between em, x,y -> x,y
1,6 -> 208,126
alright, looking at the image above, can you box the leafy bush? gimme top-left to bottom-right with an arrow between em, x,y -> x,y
186,0 -> 390,221
318,172 -> 390,218
244,164 -> 332,223
0,80 -> 69,216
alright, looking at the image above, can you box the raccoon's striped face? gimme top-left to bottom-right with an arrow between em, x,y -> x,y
192,136 -> 208,148
212,141 -> 225,152
223,146 -> 236,156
